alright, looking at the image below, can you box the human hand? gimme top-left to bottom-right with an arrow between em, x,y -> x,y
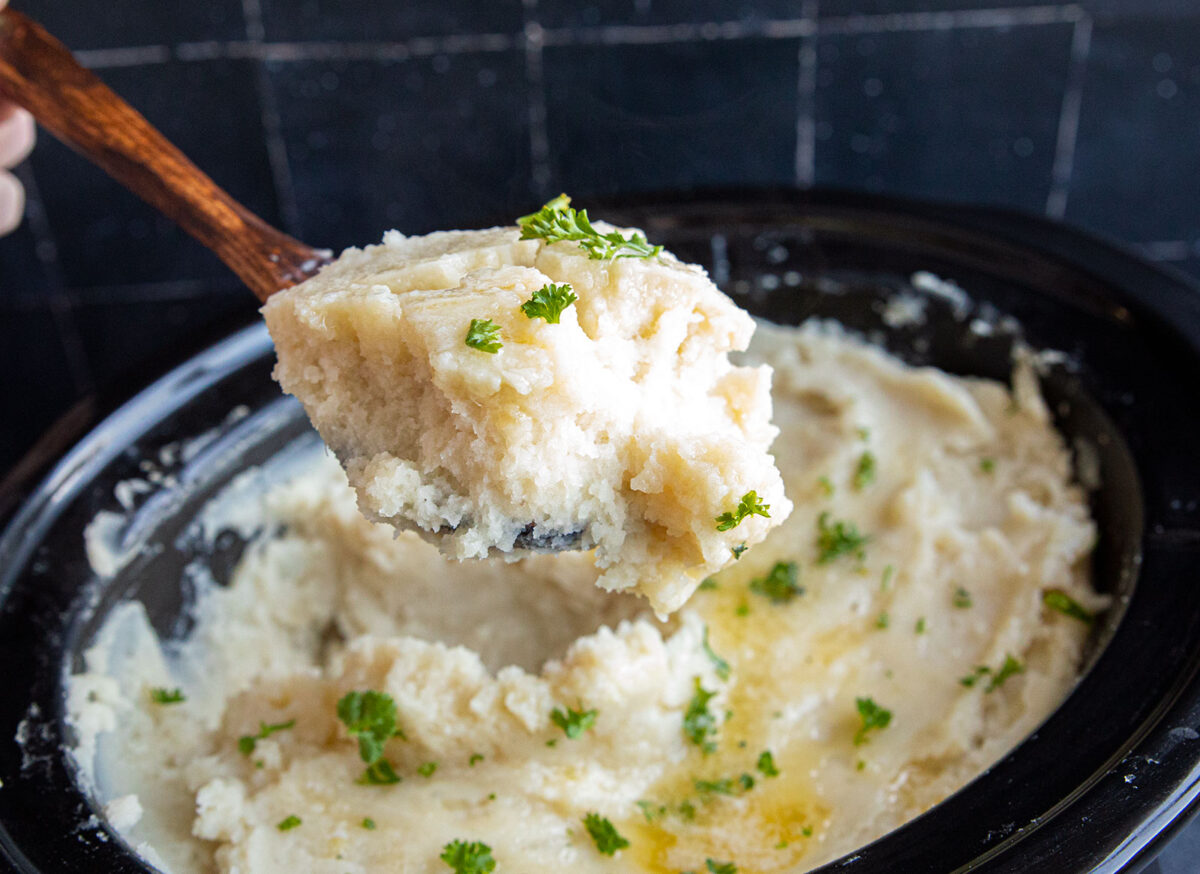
0,0 -> 35,235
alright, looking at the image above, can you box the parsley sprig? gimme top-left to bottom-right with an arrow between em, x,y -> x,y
238,719 -> 295,756
149,687 -> 185,705
582,812 -> 630,856
683,677 -> 720,754
816,512 -> 869,564
853,696 -> 892,745
550,705 -> 597,739
465,318 -> 502,353
521,283 -> 577,324
337,690 -> 404,785
517,194 -> 662,260
702,626 -> 731,680
749,560 -> 803,604
440,839 -> 496,873
715,491 -> 771,532
1043,589 -> 1094,623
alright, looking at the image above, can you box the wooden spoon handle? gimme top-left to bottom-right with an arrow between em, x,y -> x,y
0,8 -> 329,301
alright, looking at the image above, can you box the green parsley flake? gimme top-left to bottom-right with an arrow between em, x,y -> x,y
238,719 -> 295,756
756,750 -> 780,778
468,753 -> 484,767
520,282 -> 578,323
881,564 -> 895,591
362,817 -> 376,830
874,612 -> 889,630
582,812 -> 630,856
1043,589 -> 1095,623
987,654 -> 1024,692
715,490 -> 771,532
418,761 -> 438,778
735,601 -> 750,617
337,690 -> 402,766
980,457 -> 996,474
953,587 -> 973,608
636,800 -> 666,822
276,815 -> 301,832
816,512 -> 869,564
683,677 -> 719,754
464,318 -> 502,354
707,860 -> 738,874
550,705 -> 598,739
748,561 -> 803,604
440,839 -> 496,873
731,542 -> 748,560
149,687 -> 185,705
853,697 -> 892,746
915,617 -> 927,634
702,626 -> 731,681
357,759 -> 402,785
817,476 -> 835,497
517,195 -> 662,260
698,577 -> 719,591
802,826 -> 814,837
853,451 -> 877,489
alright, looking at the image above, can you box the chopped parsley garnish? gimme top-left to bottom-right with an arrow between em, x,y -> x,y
980,457 -> 996,474
695,773 -> 754,797
915,617 -> 927,634
520,282 -> 578,323
362,817 -> 376,830
881,564 -> 895,591
731,542 -> 748,560
735,601 -> 750,617
468,753 -> 484,767
464,318 -> 502,353
816,512 -> 869,564
698,577 -> 719,591
1043,589 -> 1094,623
988,654 -> 1025,691
358,759 -> 402,785
953,587 -> 973,608
748,561 -> 803,604
517,194 -> 662,260
149,687 -> 185,705
683,677 -> 719,753
707,860 -> 738,874
582,812 -> 630,855
276,814 -> 301,831
875,612 -> 889,629
636,800 -> 666,822
337,690 -> 401,765
702,626 -> 731,680
678,800 -> 697,821
550,705 -> 597,739
756,750 -> 780,778
853,697 -> 892,745
440,839 -> 496,873
715,490 -> 771,531
238,719 -> 295,756
817,476 -> 835,497
418,761 -> 438,778
853,452 -> 877,489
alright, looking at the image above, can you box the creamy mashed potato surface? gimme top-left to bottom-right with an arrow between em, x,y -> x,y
69,322 -> 1103,874
264,220 -> 790,615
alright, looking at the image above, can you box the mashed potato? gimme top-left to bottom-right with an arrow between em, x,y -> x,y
69,321 -> 1102,874
263,210 -> 790,616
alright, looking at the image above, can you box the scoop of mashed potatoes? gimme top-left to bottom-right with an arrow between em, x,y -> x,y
263,208 -> 791,616
69,321 -> 1103,874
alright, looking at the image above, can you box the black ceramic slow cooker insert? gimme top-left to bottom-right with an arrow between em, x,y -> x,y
1,191 -> 1199,873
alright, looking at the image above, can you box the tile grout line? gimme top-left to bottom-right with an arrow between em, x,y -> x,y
241,0 -> 303,235
794,0 -> 820,187
1045,12 -> 1091,220
72,4 -> 1084,71
521,0 -> 553,200
12,164 -> 94,394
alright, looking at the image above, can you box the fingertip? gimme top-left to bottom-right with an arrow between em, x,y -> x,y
0,170 -> 25,236
0,108 -> 34,167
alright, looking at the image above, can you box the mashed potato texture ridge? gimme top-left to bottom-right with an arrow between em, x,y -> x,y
263,225 -> 791,615
70,322 -> 1102,874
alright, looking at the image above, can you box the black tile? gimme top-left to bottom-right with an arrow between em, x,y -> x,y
18,0 -> 245,51
1065,16 -> 1200,246
0,305 -> 85,473
268,52 -> 533,250
813,23 -> 1074,215
0,222 -> 53,306
30,59 -> 281,290
71,286 -> 257,393
537,1 -> 806,30
542,38 -> 801,199
259,0 -> 523,42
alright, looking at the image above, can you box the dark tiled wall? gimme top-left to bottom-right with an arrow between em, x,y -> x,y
2,0 -> 1200,472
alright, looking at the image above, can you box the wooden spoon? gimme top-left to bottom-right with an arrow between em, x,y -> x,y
0,8 -> 329,301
